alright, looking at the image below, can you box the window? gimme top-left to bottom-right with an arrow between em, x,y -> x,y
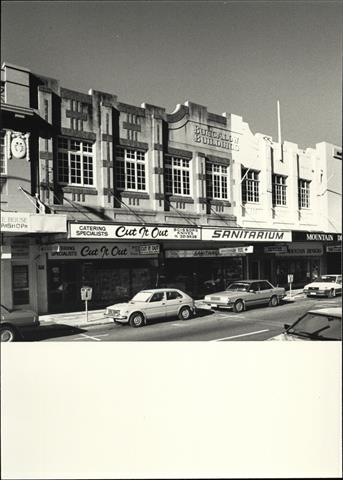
259,281 -> 273,290
272,174 -> 287,206
298,179 -> 310,208
57,137 -> 94,186
206,163 -> 228,199
150,292 -> 164,302
12,265 -> 30,305
166,291 -> 183,300
241,168 -> 259,203
0,130 -> 7,175
165,157 -> 191,196
115,148 -> 146,191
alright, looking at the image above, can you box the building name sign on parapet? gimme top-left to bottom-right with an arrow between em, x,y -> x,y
45,243 -> 160,259
202,228 -> 292,242
69,223 -> 201,240
192,124 -> 240,151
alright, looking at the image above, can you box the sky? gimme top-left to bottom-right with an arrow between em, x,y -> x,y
1,0 -> 342,148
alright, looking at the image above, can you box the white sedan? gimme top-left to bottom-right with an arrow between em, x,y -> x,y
303,274 -> 342,298
105,288 -> 196,327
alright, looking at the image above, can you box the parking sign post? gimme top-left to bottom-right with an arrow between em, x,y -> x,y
81,286 -> 93,322
287,274 -> 294,298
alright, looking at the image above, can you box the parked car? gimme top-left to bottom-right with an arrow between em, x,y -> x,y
303,274 -> 342,298
104,288 -> 196,327
0,304 -> 40,342
268,307 -> 341,341
203,280 -> 286,313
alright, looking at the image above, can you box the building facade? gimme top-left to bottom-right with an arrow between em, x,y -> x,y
1,62 -> 341,314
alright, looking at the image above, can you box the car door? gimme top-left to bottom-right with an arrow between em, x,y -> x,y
165,290 -> 184,317
245,282 -> 260,306
257,281 -> 274,304
146,291 -> 166,320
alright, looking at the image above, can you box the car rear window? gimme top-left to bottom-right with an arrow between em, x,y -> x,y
166,291 -> 183,300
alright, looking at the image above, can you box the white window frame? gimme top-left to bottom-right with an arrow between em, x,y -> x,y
166,157 -> 191,197
242,168 -> 260,203
0,130 -> 8,175
299,179 -> 311,209
57,137 -> 94,187
206,163 -> 228,200
272,174 -> 287,206
115,148 -> 146,192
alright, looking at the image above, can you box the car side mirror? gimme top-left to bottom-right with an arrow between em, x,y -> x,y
249,289 -> 256,293
284,324 -> 290,330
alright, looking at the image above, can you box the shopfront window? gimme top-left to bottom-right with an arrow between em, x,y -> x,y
12,265 -> 29,305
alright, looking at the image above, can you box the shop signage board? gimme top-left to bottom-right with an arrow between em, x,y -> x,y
202,228 -> 292,242
1,212 -> 30,232
69,223 -> 201,240
165,249 -> 220,258
264,245 -> 288,253
326,245 -> 341,253
219,246 -> 253,255
0,212 -> 67,233
275,242 -> 323,256
292,231 -> 342,242
46,243 -> 160,259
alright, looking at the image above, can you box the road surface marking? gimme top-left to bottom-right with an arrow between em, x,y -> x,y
211,329 -> 269,342
74,333 -> 105,341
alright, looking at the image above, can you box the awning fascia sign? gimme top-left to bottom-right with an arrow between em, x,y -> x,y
68,222 -> 292,242
69,223 -> 201,240
292,231 -> 342,242
202,227 -> 292,242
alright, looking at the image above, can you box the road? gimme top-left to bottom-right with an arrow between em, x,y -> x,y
23,296 -> 342,342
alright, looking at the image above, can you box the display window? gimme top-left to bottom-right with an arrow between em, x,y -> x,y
12,264 -> 30,305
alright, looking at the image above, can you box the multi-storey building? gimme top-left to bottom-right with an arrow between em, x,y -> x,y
1,62 -> 341,314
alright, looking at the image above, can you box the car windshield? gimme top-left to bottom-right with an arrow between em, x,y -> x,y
287,313 -> 341,340
130,291 -> 154,302
226,283 -> 250,292
313,276 -> 337,283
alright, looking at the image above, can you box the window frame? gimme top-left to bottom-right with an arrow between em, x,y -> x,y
206,162 -> 229,200
57,137 -> 95,187
272,174 -> 287,206
114,148 -> 147,192
298,178 -> 311,209
0,130 -> 7,175
241,168 -> 260,203
165,156 -> 191,197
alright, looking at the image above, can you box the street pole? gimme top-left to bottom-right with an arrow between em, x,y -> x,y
85,299 -> 88,322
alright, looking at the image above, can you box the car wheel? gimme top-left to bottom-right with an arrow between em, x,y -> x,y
0,325 -> 17,342
179,306 -> 191,320
328,289 -> 336,298
269,295 -> 279,307
129,312 -> 145,328
233,300 -> 244,313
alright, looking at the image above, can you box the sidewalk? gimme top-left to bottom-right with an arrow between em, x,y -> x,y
39,290 -> 306,329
